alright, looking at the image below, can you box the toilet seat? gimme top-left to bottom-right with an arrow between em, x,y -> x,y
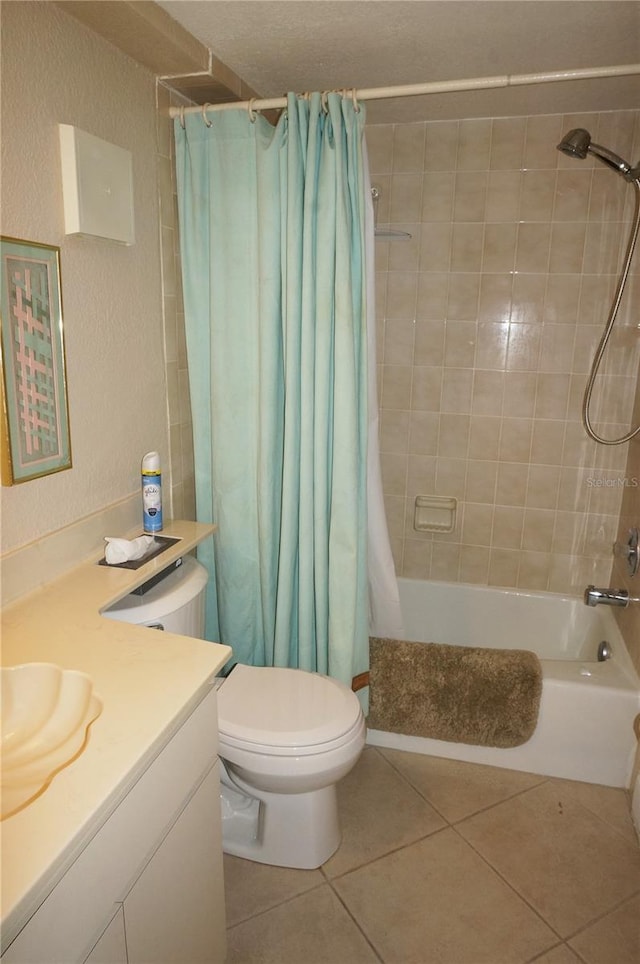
217,664 -> 362,756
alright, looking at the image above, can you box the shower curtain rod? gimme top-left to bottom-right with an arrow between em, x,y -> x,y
169,63 -> 640,119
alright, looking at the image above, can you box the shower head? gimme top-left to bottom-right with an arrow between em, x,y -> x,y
557,128 -> 639,181
557,128 -> 591,159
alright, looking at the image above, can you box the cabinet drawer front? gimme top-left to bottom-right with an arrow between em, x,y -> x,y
2,686 -> 220,964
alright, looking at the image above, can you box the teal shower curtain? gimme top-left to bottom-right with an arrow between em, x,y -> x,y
174,92 -> 369,689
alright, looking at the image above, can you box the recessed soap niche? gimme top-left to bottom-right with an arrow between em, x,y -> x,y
413,495 -> 457,533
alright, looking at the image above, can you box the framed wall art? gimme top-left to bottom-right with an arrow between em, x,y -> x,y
1,236 -> 72,484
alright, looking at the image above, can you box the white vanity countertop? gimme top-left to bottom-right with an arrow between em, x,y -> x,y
0,521 -> 232,950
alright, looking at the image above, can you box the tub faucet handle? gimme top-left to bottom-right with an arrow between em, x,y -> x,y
613,527 -> 639,577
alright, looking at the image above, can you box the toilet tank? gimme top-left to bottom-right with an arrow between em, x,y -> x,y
103,556 -> 209,637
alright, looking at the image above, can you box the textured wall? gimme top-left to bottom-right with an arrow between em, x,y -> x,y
0,1 -> 166,552
368,109 -> 640,597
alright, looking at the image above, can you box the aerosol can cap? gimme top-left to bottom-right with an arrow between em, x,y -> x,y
142,451 -> 161,475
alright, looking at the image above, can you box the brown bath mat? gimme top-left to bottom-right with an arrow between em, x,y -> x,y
368,637 -> 542,748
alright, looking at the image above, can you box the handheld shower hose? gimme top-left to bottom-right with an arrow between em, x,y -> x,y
557,129 -> 640,445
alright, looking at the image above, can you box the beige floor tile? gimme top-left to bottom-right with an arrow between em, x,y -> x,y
548,778 -> 639,848
568,893 -> 640,964
334,828 -> 556,964
379,747 -> 545,822
322,746 -> 446,878
457,781 -> 640,937
225,883 -> 380,964
529,944 -> 583,963
224,853 -> 324,926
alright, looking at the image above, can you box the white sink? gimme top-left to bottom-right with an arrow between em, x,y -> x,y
1,663 -> 103,819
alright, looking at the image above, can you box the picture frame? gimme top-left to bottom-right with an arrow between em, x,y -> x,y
0,236 -> 72,484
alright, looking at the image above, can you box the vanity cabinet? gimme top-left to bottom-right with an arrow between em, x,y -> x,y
2,685 -> 226,964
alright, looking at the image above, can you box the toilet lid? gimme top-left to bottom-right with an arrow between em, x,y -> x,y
217,664 -> 362,751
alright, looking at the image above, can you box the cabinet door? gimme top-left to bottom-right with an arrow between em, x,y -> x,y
124,761 -> 226,964
83,907 -> 127,964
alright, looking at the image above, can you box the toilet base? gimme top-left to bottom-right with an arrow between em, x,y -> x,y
220,769 -> 341,869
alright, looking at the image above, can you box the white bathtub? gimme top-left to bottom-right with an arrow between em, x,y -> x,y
367,578 -> 640,788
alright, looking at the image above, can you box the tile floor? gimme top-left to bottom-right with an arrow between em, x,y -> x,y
224,746 -> 640,964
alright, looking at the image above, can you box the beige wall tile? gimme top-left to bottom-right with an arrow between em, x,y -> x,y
522,509 -> 555,552
553,170 -> 592,221
462,502 -> 494,546
486,171 -> 521,222
383,319 -> 416,365
382,365 -> 413,409
366,124 -> 394,172
478,273 -> 513,323
527,464 -> 561,510
499,418 -> 533,463
451,223 -> 484,272
447,273 -> 481,319
441,369 -> 474,413
483,223 -> 517,272
472,371 -> 505,415
492,505 -> 524,549
488,547 -> 520,586
469,416 -> 501,460
504,372 -> 537,417
544,275 -> 581,324
465,460 -> 499,503
521,170 -> 557,221
408,412 -> 439,455
386,271 -> 419,317
511,274 -> 545,324
380,410 -> 411,453
419,223 -> 452,271
424,121 -> 458,170
490,117 -> 526,170
516,222 -> 552,273
392,123 -> 426,172
421,172 -> 455,221
414,318 -> 445,364
430,542 -> 461,580
476,321 -> 509,369
453,172 -> 488,221
458,545 -> 491,583
506,323 -> 542,372
517,551 -> 552,589
524,114 -> 563,169
457,118 -> 491,171
390,173 -> 424,222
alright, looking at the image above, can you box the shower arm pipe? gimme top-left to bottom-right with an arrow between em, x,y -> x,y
168,63 -> 640,118
582,175 -> 640,446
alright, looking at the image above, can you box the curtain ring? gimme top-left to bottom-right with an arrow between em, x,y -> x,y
179,105 -> 186,130
201,103 -> 212,127
352,88 -> 360,113
247,98 -> 257,123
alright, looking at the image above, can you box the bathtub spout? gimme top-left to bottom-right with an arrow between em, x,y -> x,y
584,585 -> 639,607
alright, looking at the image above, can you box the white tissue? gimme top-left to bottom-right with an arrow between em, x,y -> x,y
104,535 -> 157,565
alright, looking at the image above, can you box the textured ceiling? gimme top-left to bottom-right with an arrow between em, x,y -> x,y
156,1 -> 640,123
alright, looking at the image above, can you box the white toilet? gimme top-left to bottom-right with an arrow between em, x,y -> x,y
104,555 -> 365,869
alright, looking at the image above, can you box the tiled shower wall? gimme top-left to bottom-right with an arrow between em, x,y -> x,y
368,109 -> 640,594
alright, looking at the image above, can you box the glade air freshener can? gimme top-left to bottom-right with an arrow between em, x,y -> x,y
141,451 -> 163,533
